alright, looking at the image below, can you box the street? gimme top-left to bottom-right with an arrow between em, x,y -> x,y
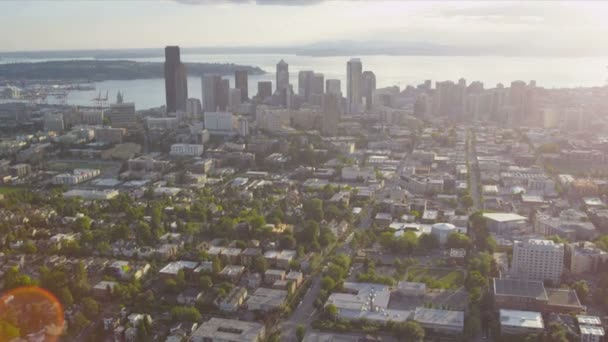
467,129 -> 482,209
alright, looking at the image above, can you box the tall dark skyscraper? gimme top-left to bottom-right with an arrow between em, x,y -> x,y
164,46 -> 188,113
258,81 -> 272,99
276,59 -> 289,93
361,71 -> 376,111
235,70 -> 249,101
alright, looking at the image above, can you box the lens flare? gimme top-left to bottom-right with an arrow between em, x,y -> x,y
0,286 -> 65,342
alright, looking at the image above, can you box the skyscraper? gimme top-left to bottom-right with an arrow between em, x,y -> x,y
298,70 -> 314,101
311,73 -> 324,97
217,79 -> 230,111
321,93 -> 341,136
164,46 -> 188,113
361,71 -> 376,111
326,79 -> 341,96
202,74 -> 220,112
257,81 -> 272,99
276,59 -> 289,93
235,70 -> 248,101
346,58 -> 362,114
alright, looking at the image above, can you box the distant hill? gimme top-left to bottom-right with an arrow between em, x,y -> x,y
0,60 -> 265,81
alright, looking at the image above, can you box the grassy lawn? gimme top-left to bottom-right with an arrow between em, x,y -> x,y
0,186 -> 23,195
406,267 -> 465,290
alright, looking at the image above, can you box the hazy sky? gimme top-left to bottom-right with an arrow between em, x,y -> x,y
2,0 -> 608,55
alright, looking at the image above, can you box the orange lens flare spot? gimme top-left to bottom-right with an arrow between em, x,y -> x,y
0,286 -> 65,342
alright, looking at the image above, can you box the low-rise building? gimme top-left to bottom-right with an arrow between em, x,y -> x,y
190,318 -> 265,342
246,287 -> 288,312
264,269 -> 286,285
499,309 -> 544,336
218,287 -> 248,313
413,307 -> 465,334
170,144 -> 205,157
567,242 -> 608,274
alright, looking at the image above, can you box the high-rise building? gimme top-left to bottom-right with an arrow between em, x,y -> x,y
311,73 -> 324,96
511,239 -> 564,283
202,74 -> 220,112
298,70 -> 314,101
228,88 -> 242,112
434,80 -> 466,120
106,103 -> 136,129
321,93 -> 341,136
234,70 -> 249,101
347,58 -> 362,114
361,71 -> 376,111
326,79 -> 341,96
276,59 -> 289,93
217,79 -> 230,112
257,81 -> 272,99
164,46 -> 188,113
186,98 -> 202,119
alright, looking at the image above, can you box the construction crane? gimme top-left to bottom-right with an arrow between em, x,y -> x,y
91,90 -> 109,108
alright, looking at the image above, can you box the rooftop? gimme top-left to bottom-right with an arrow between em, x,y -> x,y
546,288 -> 581,308
190,317 -> 264,342
413,307 -> 465,328
579,325 -> 605,336
483,212 -> 527,223
493,278 -> 547,300
577,315 -> 602,326
499,309 -> 544,329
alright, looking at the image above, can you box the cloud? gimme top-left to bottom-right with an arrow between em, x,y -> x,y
174,0 -> 324,5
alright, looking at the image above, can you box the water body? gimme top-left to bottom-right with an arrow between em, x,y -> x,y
3,54 -> 607,109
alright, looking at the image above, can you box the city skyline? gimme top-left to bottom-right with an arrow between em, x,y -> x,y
1,1 -> 608,57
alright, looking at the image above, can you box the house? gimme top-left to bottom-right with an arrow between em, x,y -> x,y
241,248 -> 262,266
246,287 -> 288,312
219,265 -> 245,282
285,271 -> 303,287
272,280 -> 296,294
159,261 -> 199,279
264,250 -> 296,269
177,288 -> 203,306
218,287 -> 248,312
92,280 -> 118,298
243,273 -> 262,289
264,269 -> 286,285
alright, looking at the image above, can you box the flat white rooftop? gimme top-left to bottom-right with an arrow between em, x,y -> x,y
483,212 -> 527,223
499,309 -> 544,329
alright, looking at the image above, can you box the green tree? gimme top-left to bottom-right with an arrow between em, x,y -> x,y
296,325 -> 306,342
71,312 -> 90,333
419,233 -> 439,250
325,304 -> 338,320
393,320 -> 425,342
547,321 -> 569,342
446,232 -> 473,249
74,216 -> 92,232
170,306 -> 201,322
460,194 -> 474,209
301,220 -> 320,246
280,234 -> 297,249
303,198 -> 324,222
572,280 -> 589,303
81,297 -> 99,320
200,276 -> 213,290
321,276 -> 336,291
253,255 -> 268,273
